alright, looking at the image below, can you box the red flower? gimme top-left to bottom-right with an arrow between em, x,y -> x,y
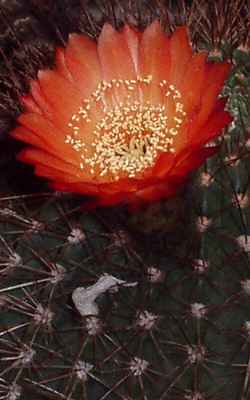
11,21 -> 232,209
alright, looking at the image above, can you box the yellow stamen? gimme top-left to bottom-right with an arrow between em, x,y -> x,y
65,76 -> 186,179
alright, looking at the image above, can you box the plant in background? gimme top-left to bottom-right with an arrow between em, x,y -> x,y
0,1 -> 250,399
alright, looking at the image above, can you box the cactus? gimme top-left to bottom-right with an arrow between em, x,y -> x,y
0,1 -> 250,399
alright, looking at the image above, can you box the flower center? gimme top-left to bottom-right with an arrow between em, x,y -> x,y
65,76 -> 186,180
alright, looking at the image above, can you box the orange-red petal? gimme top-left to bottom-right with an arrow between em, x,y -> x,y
52,181 -> 99,195
178,52 -> 207,115
37,69 -> 83,129
34,165 -> 99,196
18,148 -> 84,179
139,20 -> 171,81
189,61 -> 231,134
98,24 -> 140,105
171,146 -> 219,179
99,179 -> 139,195
34,164 -> 79,182
11,126 -> 50,150
139,20 -> 171,103
190,109 -> 232,147
123,25 -> 141,73
169,27 -> 193,88
16,113 -> 79,165
98,24 -> 137,81
21,95 -> 42,114
65,33 -> 101,97
152,152 -> 176,179
55,47 -> 74,82
30,80 -> 54,117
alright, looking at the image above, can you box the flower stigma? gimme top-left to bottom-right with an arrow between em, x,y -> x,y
65,75 -> 186,180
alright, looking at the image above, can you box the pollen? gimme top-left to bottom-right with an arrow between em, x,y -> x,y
65,76 -> 186,180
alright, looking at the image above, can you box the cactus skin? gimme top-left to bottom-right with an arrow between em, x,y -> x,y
0,1 -> 250,399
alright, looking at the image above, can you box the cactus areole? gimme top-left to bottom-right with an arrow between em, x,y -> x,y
11,21 -> 232,209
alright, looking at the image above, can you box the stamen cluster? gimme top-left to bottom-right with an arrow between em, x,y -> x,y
65,76 -> 186,179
